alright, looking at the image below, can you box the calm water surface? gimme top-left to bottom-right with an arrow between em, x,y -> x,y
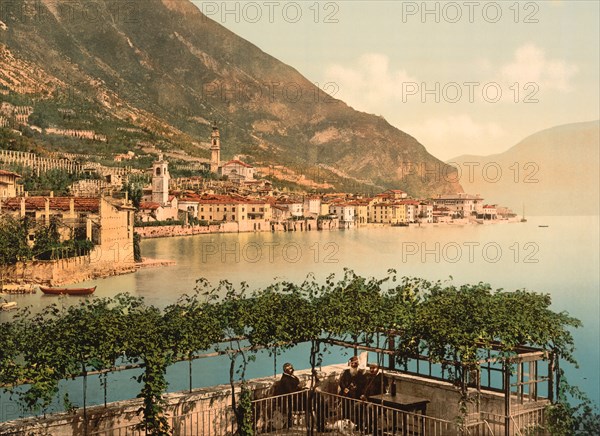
2,216 -> 598,419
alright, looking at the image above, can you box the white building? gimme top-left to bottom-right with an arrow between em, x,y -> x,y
330,203 -> 355,228
221,160 -> 255,183
433,193 -> 484,218
152,154 -> 170,206
304,196 -> 322,217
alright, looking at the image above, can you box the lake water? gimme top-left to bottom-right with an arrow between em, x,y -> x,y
1,216 -> 598,420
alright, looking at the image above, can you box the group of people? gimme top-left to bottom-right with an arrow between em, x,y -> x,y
271,356 -> 388,431
339,355 -> 387,401
338,356 -> 388,431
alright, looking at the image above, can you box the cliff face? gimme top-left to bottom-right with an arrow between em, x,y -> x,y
449,121 -> 600,215
0,0 -> 461,196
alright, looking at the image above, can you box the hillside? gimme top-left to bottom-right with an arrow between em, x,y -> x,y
449,121 -> 599,215
0,0 -> 461,196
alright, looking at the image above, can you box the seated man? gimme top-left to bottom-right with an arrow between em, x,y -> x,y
362,363 -> 388,433
273,363 -> 306,427
362,363 -> 387,399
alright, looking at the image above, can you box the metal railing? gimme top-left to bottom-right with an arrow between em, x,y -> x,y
472,407 -> 547,436
87,405 -> 236,436
252,390 -> 462,435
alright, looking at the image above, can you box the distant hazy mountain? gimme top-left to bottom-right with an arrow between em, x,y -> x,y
0,0 -> 461,196
449,121 -> 599,215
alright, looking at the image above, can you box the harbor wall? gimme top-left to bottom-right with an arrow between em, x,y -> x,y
1,250 -> 135,287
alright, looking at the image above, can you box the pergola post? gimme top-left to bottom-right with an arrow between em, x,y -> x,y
548,352 -> 555,402
503,361 -> 511,436
387,333 -> 395,370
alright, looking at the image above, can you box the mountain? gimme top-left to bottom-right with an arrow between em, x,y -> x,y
0,0 -> 461,196
449,121 -> 600,216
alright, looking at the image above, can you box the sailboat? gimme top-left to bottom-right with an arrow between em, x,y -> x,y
520,204 -> 527,222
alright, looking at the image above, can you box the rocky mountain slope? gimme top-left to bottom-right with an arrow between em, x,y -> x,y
0,0 -> 460,196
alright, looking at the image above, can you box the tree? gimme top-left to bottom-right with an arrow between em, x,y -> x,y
122,303 -> 171,435
32,217 -> 61,260
0,216 -> 31,273
163,282 -> 223,393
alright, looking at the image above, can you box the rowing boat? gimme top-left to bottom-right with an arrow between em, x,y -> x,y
39,286 -> 96,295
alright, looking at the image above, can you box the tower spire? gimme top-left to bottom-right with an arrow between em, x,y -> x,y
210,122 -> 221,174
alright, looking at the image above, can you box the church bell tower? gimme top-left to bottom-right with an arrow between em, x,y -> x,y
210,122 -> 221,174
152,154 -> 170,205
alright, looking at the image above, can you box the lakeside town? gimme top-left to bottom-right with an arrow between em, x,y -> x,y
0,123 -> 519,290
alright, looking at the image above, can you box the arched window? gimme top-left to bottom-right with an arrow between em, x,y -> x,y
156,167 -> 161,176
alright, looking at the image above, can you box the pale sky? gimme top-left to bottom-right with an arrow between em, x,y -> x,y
192,0 -> 600,160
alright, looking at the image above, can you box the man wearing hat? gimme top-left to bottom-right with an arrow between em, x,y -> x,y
361,363 -> 387,433
361,363 -> 387,399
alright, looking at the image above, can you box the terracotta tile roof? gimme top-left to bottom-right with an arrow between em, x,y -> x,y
222,159 -> 253,168
0,169 -> 21,178
139,201 -> 160,211
1,197 -> 99,212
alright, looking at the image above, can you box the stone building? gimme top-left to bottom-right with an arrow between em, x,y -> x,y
434,193 -> 484,218
0,195 -> 135,264
0,169 -> 21,198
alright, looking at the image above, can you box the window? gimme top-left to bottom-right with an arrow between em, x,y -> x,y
156,168 -> 161,176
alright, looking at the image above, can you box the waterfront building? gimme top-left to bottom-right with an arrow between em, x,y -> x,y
398,199 -> 420,223
0,195 -> 135,263
303,196 -> 321,218
194,194 -> 271,230
433,193 -> 484,218
347,199 -> 369,225
480,204 -> 498,220
370,202 -> 407,224
329,203 -> 356,228
416,201 -> 434,223
274,199 -> 304,218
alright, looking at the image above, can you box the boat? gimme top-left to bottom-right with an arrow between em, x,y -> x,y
39,286 -> 97,295
538,225 -> 549,228
0,284 -> 35,294
0,301 -> 18,311
520,204 -> 527,222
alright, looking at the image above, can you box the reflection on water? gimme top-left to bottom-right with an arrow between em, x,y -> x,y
1,216 -> 598,419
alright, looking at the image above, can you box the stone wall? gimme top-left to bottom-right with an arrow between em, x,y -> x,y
0,363 -> 547,435
1,252 -> 136,286
135,219 -> 331,239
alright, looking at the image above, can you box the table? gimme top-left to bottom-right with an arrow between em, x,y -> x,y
368,393 -> 430,435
